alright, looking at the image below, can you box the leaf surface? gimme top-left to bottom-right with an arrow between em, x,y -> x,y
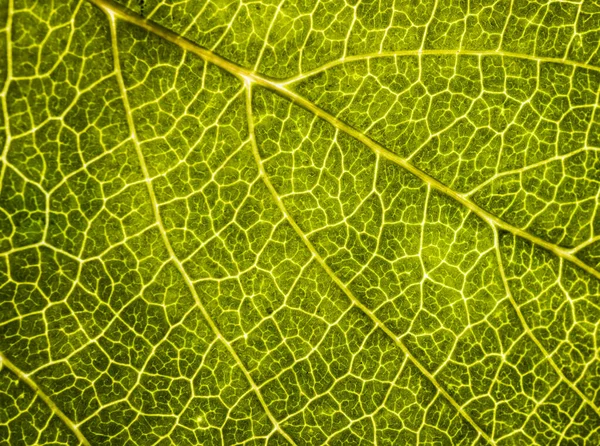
1,0 -> 600,444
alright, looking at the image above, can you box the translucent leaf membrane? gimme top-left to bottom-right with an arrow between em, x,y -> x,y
1,0 -> 599,444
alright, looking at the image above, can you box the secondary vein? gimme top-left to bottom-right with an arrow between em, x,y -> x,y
280,49 -> 600,85
245,81 -> 495,445
493,228 -> 600,418
106,12 -> 297,445
83,0 -> 600,440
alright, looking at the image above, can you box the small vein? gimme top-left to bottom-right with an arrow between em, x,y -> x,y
0,0 -> 14,217
0,4 -> 88,442
0,351 -> 91,446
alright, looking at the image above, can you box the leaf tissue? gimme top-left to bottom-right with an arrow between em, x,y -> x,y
1,0 -> 600,444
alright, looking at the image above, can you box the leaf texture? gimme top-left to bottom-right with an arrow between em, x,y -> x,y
1,0 -> 599,444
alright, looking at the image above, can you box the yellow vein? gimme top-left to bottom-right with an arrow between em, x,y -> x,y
0,0 -> 13,215
86,0 -> 600,282
0,5 -> 88,443
281,49 -> 600,84
105,12 -> 297,445
570,233 -> 600,253
0,351 -> 91,446
245,82 -> 495,445
465,146 -> 598,197
493,228 -> 600,418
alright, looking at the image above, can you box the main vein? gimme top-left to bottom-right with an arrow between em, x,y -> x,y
268,87 -> 600,284
244,82 -> 494,445
0,352 -> 91,446
105,12 -> 297,445
86,0 -> 600,283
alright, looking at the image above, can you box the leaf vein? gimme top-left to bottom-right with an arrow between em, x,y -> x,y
87,0 -> 600,282
105,11 -> 297,445
0,352 -> 91,446
245,81 -> 495,445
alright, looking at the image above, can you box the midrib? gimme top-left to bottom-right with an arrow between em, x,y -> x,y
87,0 -> 600,282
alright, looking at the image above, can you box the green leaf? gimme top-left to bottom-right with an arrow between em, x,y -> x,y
1,0 -> 600,444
